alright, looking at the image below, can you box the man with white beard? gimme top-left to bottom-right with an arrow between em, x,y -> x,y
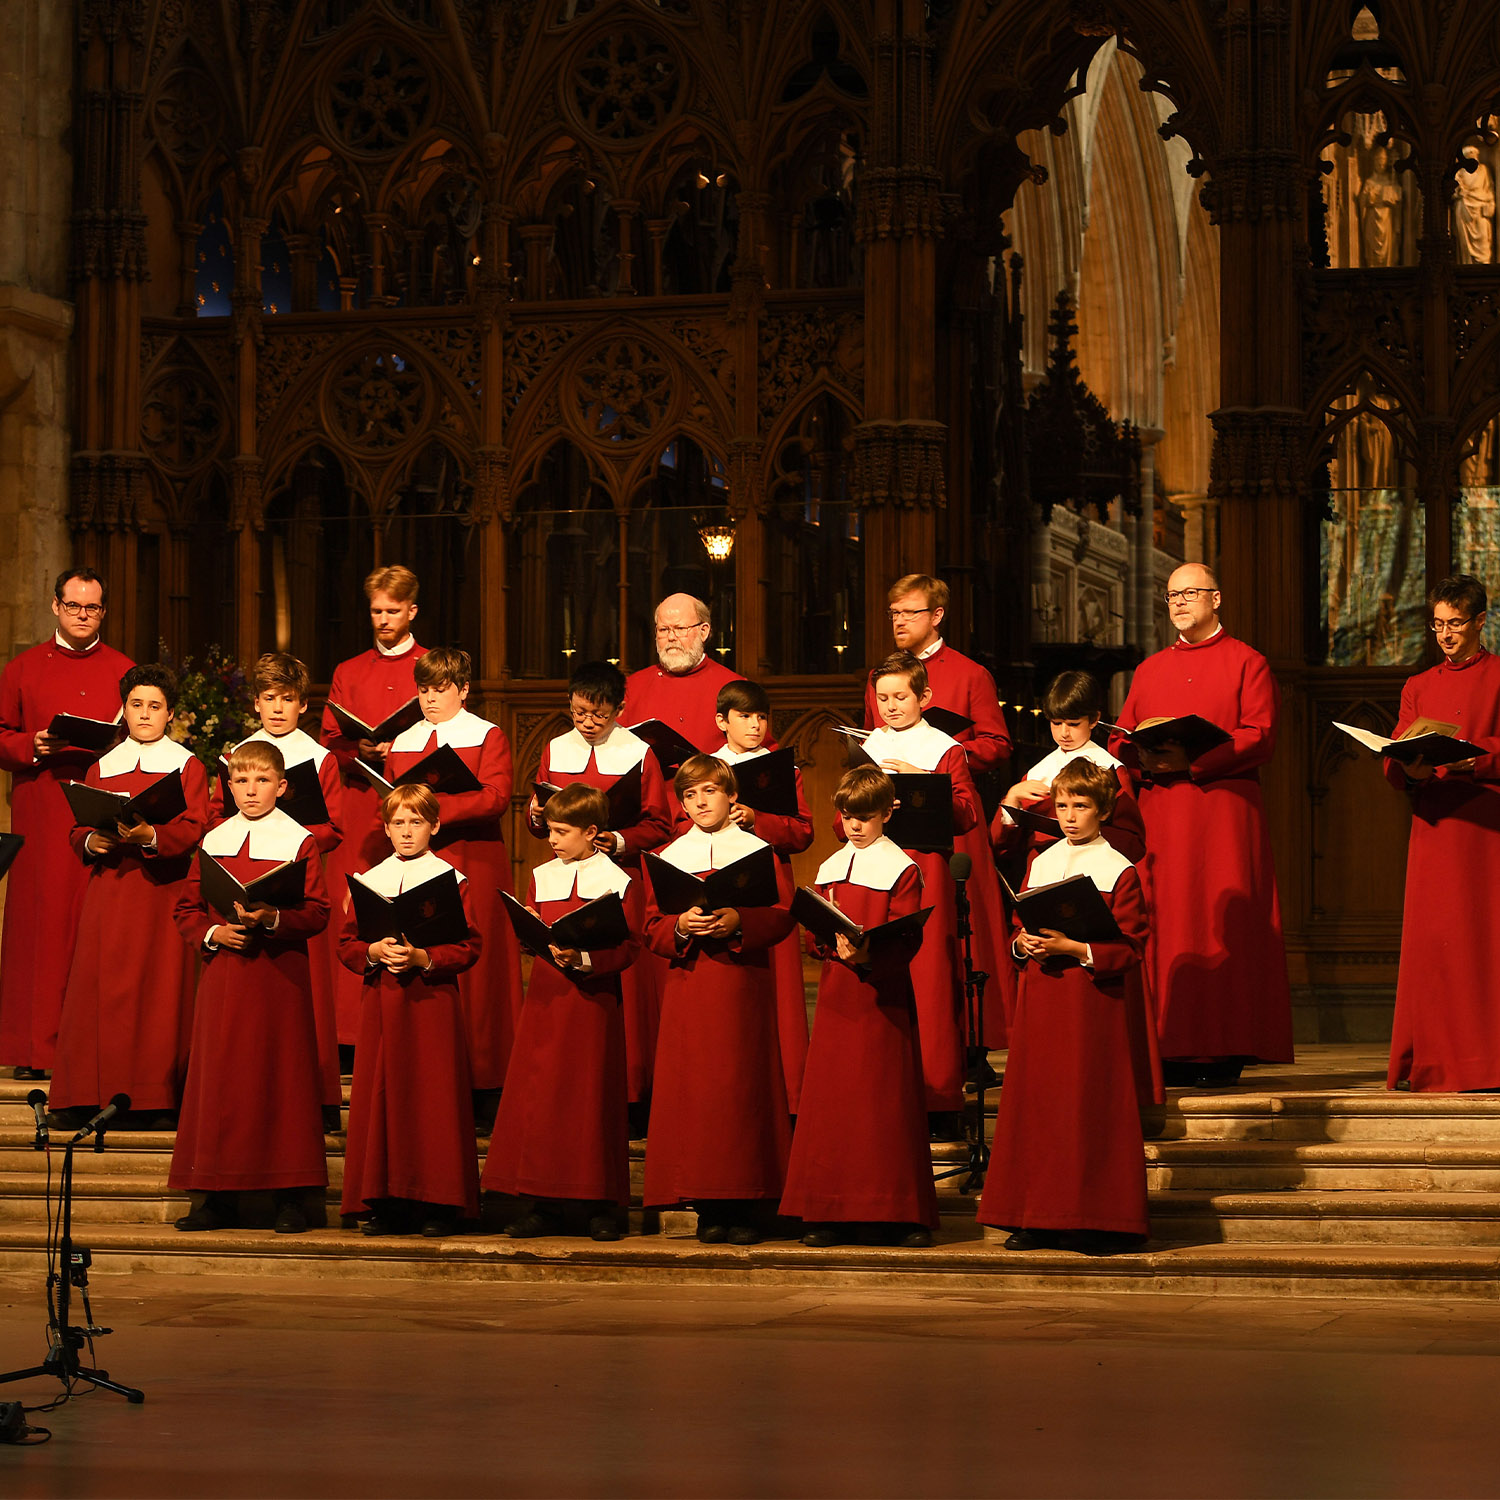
621,593 -> 744,761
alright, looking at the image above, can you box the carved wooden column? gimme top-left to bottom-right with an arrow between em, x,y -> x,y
229,149 -> 266,666
477,186 -> 511,685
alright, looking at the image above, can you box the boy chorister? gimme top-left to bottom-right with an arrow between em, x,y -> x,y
49,665 -> 209,1126
384,647 -> 522,1113
978,758 -> 1151,1253
170,740 -> 330,1234
854,651 -> 981,1133
212,652 -> 346,1127
337,784 -> 481,1238
526,660 -> 670,1128
487,783 -> 639,1241
781,767 -> 938,1248
708,679 -> 814,1116
643,755 -> 795,1245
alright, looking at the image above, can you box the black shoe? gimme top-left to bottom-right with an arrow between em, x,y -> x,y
899,1226 -> 933,1248
361,1215 -> 396,1237
175,1200 -> 230,1232
340,1213 -> 361,1230
144,1112 -> 178,1131
1004,1229 -> 1051,1251
421,1213 -> 456,1239
727,1224 -> 761,1246
1067,1230 -> 1147,1257
12,1066 -> 48,1082
471,1088 -> 501,1137
928,1111 -> 964,1142
1194,1059 -> 1246,1087
588,1214 -> 623,1242
800,1226 -> 844,1248
1159,1059 -> 1199,1088
274,1201 -> 308,1235
696,1220 -> 729,1244
506,1210 -> 563,1239
44,1107 -> 92,1131
322,1104 -> 343,1134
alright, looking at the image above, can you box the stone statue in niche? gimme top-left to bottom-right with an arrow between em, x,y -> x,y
1358,144 -> 1403,267
1461,421 -> 1497,488
1454,147 -> 1496,266
1355,400 -> 1396,489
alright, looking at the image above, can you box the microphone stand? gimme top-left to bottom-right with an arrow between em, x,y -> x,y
935,861 -> 990,1194
0,1111 -> 144,1404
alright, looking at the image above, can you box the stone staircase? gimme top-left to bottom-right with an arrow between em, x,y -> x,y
3,1045 -> 1500,1297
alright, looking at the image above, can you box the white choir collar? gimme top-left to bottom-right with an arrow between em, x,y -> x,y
235,725 -> 328,770
712,742 -> 768,766
201,806 -> 309,862
916,636 -> 945,661
660,822 -> 766,873
54,630 -> 102,654
548,722 -> 648,777
391,707 -> 493,753
1178,623 -> 1224,647
98,734 -> 194,778
356,850 -> 464,898
374,635 -> 419,658
863,719 -> 959,772
533,850 -> 632,903
816,836 -> 915,891
1029,833 -> 1131,894
1026,740 -> 1122,784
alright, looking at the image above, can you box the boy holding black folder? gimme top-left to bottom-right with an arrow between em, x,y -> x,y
50,665 -> 208,1128
643,754 -> 794,1244
170,739 -> 330,1234
850,651 -> 980,1135
384,647 -> 522,1118
782,767 -> 937,1248
709,679 -> 814,1116
526,660 -> 671,1127
485,783 -> 639,1239
978,759 -> 1150,1253
338,783 -> 480,1237
212,652 -> 345,1127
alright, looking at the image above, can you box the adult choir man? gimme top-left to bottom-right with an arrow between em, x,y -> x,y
1109,563 -> 1294,1085
863,574 -> 1012,1052
621,593 -> 743,758
1384,575 -> 1500,1092
0,569 -> 134,1078
319,566 -> 427,1056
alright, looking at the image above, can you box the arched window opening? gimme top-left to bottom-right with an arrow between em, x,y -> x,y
1318,102 -> 1421,268
194,185 -> 233,316
260,210 -> 293,315
780,125 -> 862,290
660,163 -> 738,294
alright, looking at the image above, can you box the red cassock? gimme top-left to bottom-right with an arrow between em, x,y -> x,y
385,709 -> 521,1091
641,824 -> 795,1207
210,727 -> 345,1108
50,738 -> 208,1112
336,850 -> 481,1216
0,634 -> 134,1068
1110,630 -> 1294,1064
483,854 -> 640,1206
978,840 -> 1151,1237
779,843 -> 938,1229
712,744 -> 814,1114
169,811 -> 330,1193
865,640 -> 1012,1047
528,723 -> 671,1105
848,720 -> 980,1111
318,638 -> 427,1047
622,654 -> 745,763
1385,648 -> 1500,1091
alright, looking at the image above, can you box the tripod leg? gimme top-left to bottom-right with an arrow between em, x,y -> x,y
76,1367 -> 144,1403
0,1365 -> 52,1385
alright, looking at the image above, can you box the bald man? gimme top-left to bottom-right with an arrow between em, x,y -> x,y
621,594 -> 744,759
1108,563 -> 1294,1084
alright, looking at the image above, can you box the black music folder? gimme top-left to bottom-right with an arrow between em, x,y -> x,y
643,845 -> 780,914
198,850 -> 308,921
886,772 -> 954,854
624,720 -> 701,774
790,886 -> 933,952
325,697 -> 424,745
500,890 -> 632,965
1105,715 -> 1231,761
64,768 -> 188,832
1002,873 -> 1123,944
347,869 -> 469,948
924,707 -> 975,739
47,713 -> 124,754
0,832 -> 23,881
533,769 -> 643,829
728,748 -> 799,817
355,743 -> 482,796
1334,719 -> 1484,769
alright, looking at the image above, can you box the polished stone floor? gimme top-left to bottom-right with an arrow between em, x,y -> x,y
2,1271 -> 1499,1497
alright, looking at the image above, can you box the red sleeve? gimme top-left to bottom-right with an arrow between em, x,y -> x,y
0,656 -> 33,774
862,677 -> 878,733
147,756 -> 210,860
400,728 -> 510,828
319,660 -> 360,774
1087,867 -> 1148,979
862,864 -> 928,973
733,896 -> 796,953
172,857 -> 215,949
956,658 -> 1012,773
207,761 -> 231,828
269,836 -> 331,941
619,751 -> 673,856
643,886 -> 690,960
336,899 -> 373,976
941,745 -> 980,835
746,767 -> 814,856
309,752 -> 345,854
1189,653 -> 1279,782
1103,787 -> 1147,864
422,879 -> 482,977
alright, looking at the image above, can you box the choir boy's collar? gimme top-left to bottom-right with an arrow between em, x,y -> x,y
533,850 -> 632,903
1442,645 -> 1489,673
356,849 -> 462,898
237,725 -> 326,768
549,722 -> 648,776
1028,832 -> 1132,894
98,734 -> 194,778
201,805 -> 309,862
1174,623 -> 1224,650
374,635 -> 418,658
660,821 -> 765,872
712,742 -> 768,766
391,707 -> 493,753
816,836 -> 915,891
1026,739 -> 1122,784
53,630 -> 102,655
863,718 -> 959,771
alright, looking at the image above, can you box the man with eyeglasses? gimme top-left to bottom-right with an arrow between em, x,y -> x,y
0,568 -> 134,1080
621,593 -> 743,760
862,574 -> 1013,1059
1108,562 -> 1294,1087
1384,573 -> 1500,1092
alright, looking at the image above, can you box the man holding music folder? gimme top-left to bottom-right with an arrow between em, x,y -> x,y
1109,562 -> 1294,1086
0,568 -> 132,1079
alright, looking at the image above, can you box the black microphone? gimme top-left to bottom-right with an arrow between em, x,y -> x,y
948,852 -> 972,883
70,1093 -> 130,1144
26,1088 -> 47,1149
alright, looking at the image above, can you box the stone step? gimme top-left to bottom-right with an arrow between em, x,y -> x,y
1148,1190 -> 1500,1245
1156,1091 -> 1500,1143
1145,1139 -> 1500,1192
5,1220 -> 1500,1298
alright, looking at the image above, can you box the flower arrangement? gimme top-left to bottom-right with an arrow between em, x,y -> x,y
158,642 -> 258,768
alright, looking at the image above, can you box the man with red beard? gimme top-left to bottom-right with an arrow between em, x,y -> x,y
862,574 -> 1011,1060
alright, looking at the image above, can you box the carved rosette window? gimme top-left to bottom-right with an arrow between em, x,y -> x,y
328,349 -> 430,450
326,43 -> 433,155
569,31 -> 682,143
141,370 -> 225,473
574,339 -> 672,443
